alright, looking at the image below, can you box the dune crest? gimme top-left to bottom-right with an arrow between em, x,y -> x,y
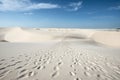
0,27 -> 120,48
4,27 -> 54,42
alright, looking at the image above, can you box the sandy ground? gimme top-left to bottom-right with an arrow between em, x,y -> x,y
0,27 -> 120,80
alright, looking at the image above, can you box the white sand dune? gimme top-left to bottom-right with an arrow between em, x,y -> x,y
4,27 -> 55,42
0,27 -> 120,80
0,27 -> 97,42
1,27 -> 120,48
92,31 -> 120,47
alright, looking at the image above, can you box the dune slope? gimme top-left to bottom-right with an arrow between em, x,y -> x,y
92,31 -> 120,47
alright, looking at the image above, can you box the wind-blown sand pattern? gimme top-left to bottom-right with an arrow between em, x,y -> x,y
0,27 -> 120,80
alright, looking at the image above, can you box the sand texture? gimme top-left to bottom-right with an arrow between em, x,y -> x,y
0,27 -> 120,80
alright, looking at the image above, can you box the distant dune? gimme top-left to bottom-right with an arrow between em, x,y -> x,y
1,27 -> 55,42
0,27 -> 120,48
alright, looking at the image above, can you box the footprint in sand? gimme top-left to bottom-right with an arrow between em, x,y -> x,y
57,62 -> 63,66
0,67 -> 6,70
69,72 -> 76,76
74,69 -> 77,72
70,64 -> 74,68
28,71 -> 35,77
84,66 -> 90,71
45,58 -> 51,64
74,77 -> 82,80
84,71 -> 91,77
16,66 -> 23,70
53,66 -> 59,71
17,73 -> 28,80
37,65 -> 45,70
32,65 -> 38,69
34,61 -> 38,65
0,59 -> 5,61
51,71 -> 59,78
10,59 -> 15,62
10,61 -> 22,67
20,69 -> 27,73
96,74 -> 101,78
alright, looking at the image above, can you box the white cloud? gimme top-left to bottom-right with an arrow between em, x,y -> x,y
109,5 -> 120,10
67,1 -> 83,11
0,0 -> 83,12
25,3 -> 60,10
0,0 -> 60,11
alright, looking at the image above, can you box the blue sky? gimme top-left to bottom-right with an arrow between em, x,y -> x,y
0,0 -> 120,28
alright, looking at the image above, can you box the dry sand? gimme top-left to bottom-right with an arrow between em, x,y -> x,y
0,27 -> 120,80
92,31 -> 120,47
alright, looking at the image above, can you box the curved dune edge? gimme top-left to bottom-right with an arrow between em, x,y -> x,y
1,27 -> 120,48
4,27 -> 58,42
2,27 -> 96,42
91,31 -> 120,48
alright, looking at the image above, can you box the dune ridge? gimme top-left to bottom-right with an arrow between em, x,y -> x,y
0,27 -> 120,48
4,27 -> 55,42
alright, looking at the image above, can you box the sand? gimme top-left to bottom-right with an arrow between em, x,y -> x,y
92,31 -> 120,47
0,27 -> 120,80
